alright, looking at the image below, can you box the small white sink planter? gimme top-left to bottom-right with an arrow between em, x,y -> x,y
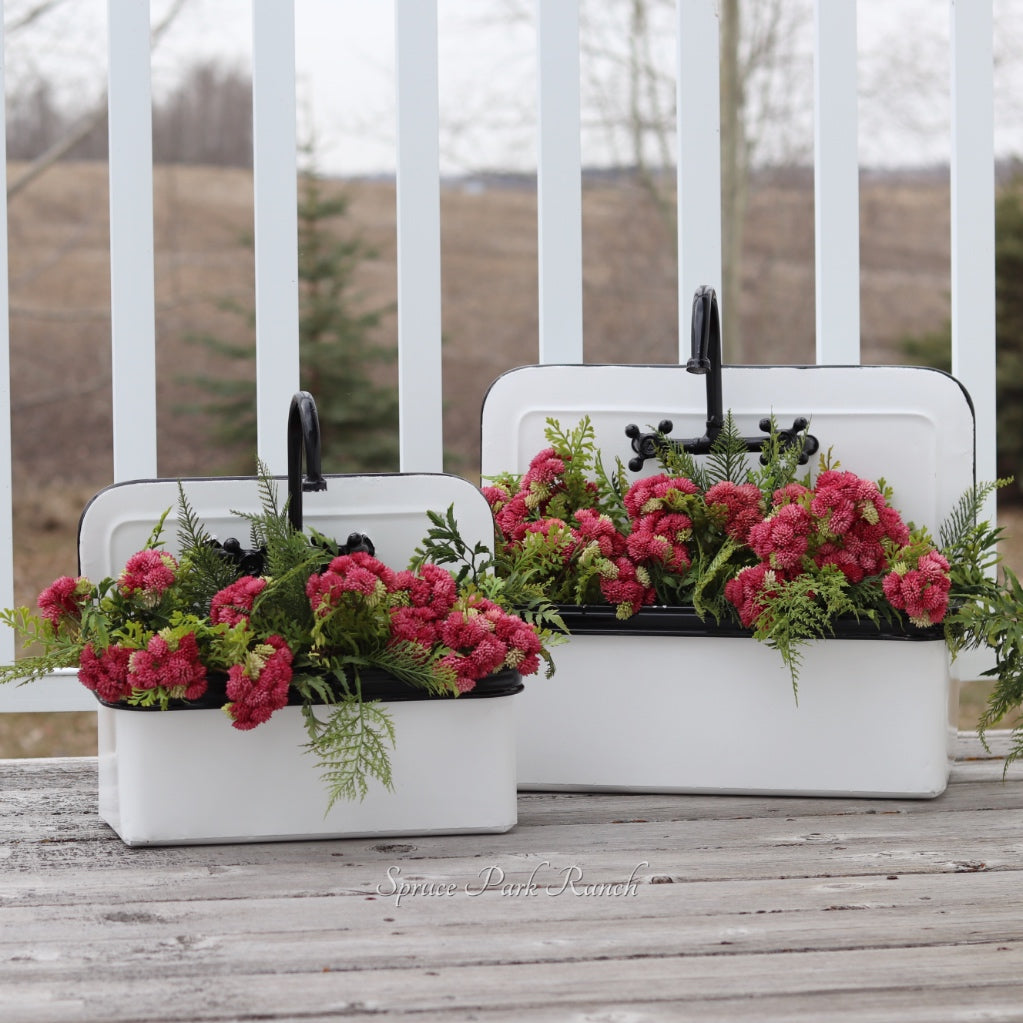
80,473 -> 521,846
481,365 -> 974,799
97,688 -> 517,846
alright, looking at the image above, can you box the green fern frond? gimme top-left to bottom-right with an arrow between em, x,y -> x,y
303,693 -> 396,809
411,505 -> 495,584
657,431 -> 706,488
752,566 -> 864,700
940,479 -> 1009,551
706,412 -> 754,485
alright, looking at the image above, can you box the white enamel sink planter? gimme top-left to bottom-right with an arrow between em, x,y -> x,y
79,473 -> 520,846
481,365 -> 974,799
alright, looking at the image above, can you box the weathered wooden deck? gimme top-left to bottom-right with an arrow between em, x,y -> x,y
2,734 -> 1022,1022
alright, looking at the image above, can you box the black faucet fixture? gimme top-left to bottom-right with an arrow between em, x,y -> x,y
625,286 -> 819,472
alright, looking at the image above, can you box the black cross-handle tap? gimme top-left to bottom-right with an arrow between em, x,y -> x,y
624,286 -> 819,473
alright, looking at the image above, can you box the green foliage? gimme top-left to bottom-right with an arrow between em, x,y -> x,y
301,691 -> 397,809
706,412 -> 757,486
748,415 -> 813,496
187,157 -> 398,473
752,566 -> 867,700
412,504 -> 496,586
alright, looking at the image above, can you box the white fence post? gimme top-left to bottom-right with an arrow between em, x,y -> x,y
537,0 -> 583,364
676,0 -> 723,362
0,2 -> 12,670
395,0 -> 444,473
950,0 -> 996,514
252,1 -> 301,475
813,0 -> 861,364
107,0 -> 158,482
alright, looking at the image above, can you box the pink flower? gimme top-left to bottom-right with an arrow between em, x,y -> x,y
391,563 -> 458,630
119,550 -> 178,605
307,552 -> 396,616
625,513 -> 693,573
748,503 -> 812,573
883,550 -> 952,626
78,643 -> 133,703
37,576 -> 91,628
573,508 -> 626,559
599,556 -> 656,618
128,631 -> 207,700
772,483 -> 811,507
704,481 -> 764,543
225,635 -> 294,730
724,563 -> 782,628
433,596 -> 544,691
494,491 -> 533,545
624,475 -> 699,519
481,484 -> 511,513
210,576 -> 267,626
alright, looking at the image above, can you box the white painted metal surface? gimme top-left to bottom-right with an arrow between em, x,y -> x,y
97,694 -> 518,845
0,7 -> 12,671
481,363 -> 972,795
676,0 -> 723,360
395,0 -> 444,473
813,0 -> 861,364
516,631 -> 952,798
79,471 -> 515,845
950,0 -> 997,520
107,0 -> 158,483
252,1 -> 301,475
537,0 -> 583,364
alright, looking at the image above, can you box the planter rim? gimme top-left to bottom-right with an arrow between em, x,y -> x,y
555,604 -> 945,642
94,666 -> 524,713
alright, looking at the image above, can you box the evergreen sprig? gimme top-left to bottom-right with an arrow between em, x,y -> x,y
752,565 -> 866,700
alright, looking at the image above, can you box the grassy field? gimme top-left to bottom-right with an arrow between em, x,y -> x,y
0,160 -> 1014,758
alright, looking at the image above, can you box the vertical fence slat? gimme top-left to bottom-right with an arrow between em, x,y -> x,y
0,2 -> 12,667
252,2 -> 300,475
950,0 -> 996,511
107,0 -> 157,481
676,0 -> 722,361
813,0 -> 860,364
394,0 -> 444,472
537,0 -> 583,364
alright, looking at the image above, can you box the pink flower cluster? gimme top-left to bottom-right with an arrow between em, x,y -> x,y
210,576 -> 267,626
489,447 -> 567,543
37,576 -> 92,628
724,470 -> 946,629
118,550 -> 178,606
306,552 -> 395,616
225,635 -> 294,730
306,552 -> 544,694
704,481 -> 765,543
883,550 -> 952,627
78,630 -> 208,704
623,474 -> 700,576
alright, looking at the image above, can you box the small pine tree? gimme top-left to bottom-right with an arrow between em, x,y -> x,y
899,173 -> 1023,499
188,164 -> 398,473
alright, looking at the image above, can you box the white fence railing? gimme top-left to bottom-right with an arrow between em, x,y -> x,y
0,0 -> 997,712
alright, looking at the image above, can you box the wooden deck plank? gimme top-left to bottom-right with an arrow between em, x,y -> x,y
1,735 -> 1022,1022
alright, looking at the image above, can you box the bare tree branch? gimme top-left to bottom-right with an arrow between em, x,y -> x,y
7,0 -> 192,200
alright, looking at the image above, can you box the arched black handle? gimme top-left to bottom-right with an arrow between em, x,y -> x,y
288,391 -> 327,531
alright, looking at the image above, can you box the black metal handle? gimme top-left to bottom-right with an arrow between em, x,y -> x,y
288,391 -> 327,531
624,285 -> 820,472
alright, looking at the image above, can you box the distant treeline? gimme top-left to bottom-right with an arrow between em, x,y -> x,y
6,60 -> 252,169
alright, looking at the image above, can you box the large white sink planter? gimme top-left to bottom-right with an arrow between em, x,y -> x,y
480,364 -> 974,799
79,473 -> 521,846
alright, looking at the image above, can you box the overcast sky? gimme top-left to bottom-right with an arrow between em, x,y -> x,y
6,0 -> 1023,176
